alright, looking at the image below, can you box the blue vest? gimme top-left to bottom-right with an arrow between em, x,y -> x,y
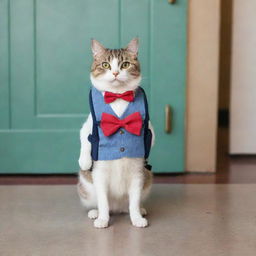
88,86 -> 152,162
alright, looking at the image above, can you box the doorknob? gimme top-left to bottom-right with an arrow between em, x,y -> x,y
168,0 -> 176,4
165,104 -> 172,133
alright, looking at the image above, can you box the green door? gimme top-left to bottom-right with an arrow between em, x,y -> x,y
0,0 -> 187,173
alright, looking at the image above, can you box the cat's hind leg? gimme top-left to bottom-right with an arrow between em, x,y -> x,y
77,170 -> 97,212
88,209 -> 98,219
138,168 -> 153,217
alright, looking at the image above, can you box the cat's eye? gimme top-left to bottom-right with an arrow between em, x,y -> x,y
121,62 -> 130,69
102,62 -> 110,69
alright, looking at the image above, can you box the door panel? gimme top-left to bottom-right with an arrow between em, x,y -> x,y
0,0 -> 187,173
10,0 -> 119,129
0,0 -> 10,129
149,0 -> 187,172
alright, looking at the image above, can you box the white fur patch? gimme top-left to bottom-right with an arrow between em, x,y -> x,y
110,58 -> 119,73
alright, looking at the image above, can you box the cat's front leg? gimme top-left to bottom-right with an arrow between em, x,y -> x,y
93,167 -> 110,228
129,175 -> 148,228
79,114 -> 92,170
79,149 -> 92,171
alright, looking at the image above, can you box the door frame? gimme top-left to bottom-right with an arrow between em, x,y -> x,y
185,0 -> 221,172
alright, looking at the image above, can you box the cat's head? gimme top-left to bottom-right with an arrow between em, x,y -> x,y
90,38 -> 141,93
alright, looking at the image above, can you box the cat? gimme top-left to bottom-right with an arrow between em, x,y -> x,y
77,38 -> 155,228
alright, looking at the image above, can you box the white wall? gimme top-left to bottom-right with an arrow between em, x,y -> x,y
230,0 -> 256,154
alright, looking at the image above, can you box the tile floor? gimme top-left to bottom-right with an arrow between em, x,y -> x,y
0,184 -> 256,256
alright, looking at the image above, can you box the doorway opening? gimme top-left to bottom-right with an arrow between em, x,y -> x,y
217,0 -> 256,183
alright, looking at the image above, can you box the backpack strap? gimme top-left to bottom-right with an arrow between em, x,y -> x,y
88,88 -> 99,161
139,87 -> 152,163
139,87 -> 149,124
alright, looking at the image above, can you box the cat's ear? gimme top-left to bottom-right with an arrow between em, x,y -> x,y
91,39 -> 106,58
126,38 -> 139,56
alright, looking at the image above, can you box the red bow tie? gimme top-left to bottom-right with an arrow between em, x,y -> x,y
100,112 -> 142,136
104,91 -> 134,104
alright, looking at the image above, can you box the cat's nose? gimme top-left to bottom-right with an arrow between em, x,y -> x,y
112,72 -> 119,77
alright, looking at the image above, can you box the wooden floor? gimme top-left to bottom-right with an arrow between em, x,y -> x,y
2,184 -> 256,255
1,127 -> 256,185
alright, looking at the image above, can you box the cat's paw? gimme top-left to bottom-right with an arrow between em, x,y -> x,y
78,155 -> 92,171
131,217 -> 148,228
88,209 -> 98,219
94,218 -> 109,228
140,207 -> 147,216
